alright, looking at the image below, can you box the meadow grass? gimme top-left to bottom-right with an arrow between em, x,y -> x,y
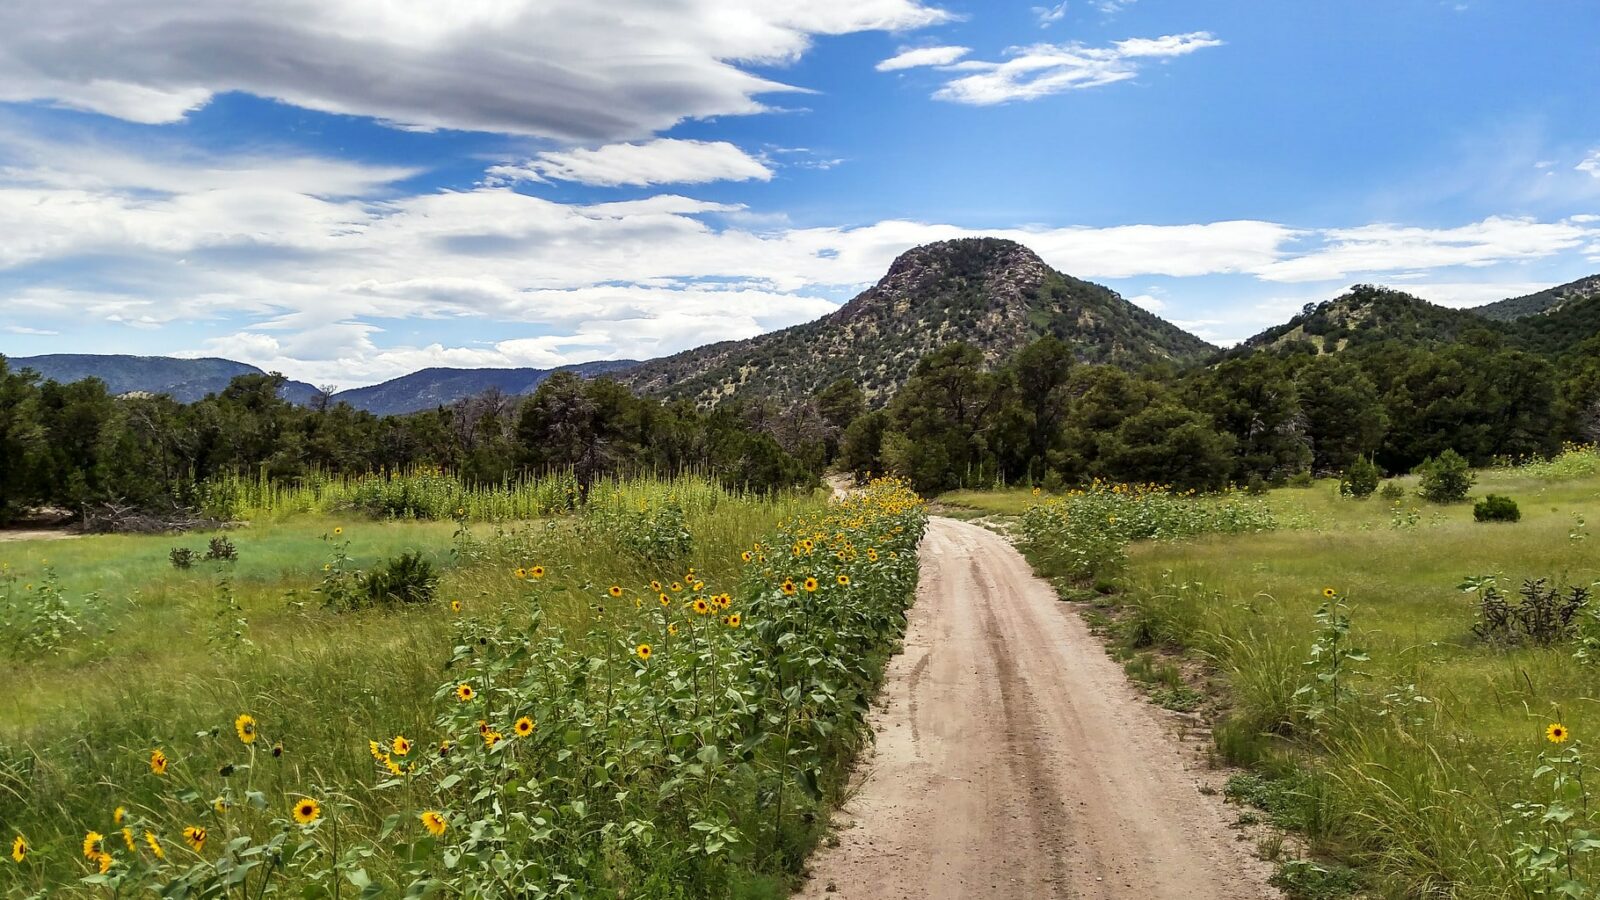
963,467 -> 1600,898
0,475 -> 911,896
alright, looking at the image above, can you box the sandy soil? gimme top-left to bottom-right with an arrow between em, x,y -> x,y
0,529 -> 81,543
796,517 -> 1278,899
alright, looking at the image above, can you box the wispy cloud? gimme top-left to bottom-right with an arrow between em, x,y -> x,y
1579,150 -> 1600,178
1032,3 -> 1068,27
933,32 -> 1223,105
486,139 -> 772,188
876,45 -> 971,71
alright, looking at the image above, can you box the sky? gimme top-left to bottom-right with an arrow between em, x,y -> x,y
0,0 -> 1596,387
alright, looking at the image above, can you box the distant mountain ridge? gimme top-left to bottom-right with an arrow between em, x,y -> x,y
619,237 -> 1215,405
1471,275 -> 1600,322
330,361 -> 637,416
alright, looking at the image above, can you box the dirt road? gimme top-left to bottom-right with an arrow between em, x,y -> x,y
797,517 -> 1277,899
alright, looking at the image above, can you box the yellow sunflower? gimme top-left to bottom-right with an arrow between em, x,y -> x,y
692,598 -> 711,615
1548,723 -> 1571,744
514,567 -> 527,579
1322,587 -> 1337,599
667,623 -> 679,636
391,735 -> 412,756
121,828 -> 136,851
529,565 -> 546,579
211,797 -> 229,815
333,527 -> 343,536
636,643 -> 653,660
514,716 -> 535,737
483,730 -> 503,748
96,852 -> 113,874
781,579 -> 797,596
113,806 -> 126,826
182,826 -> 206,852
670,582 -> 683,592
803,577 -> 819,593
609,585 -> 624,598
82,831 -> 105,860
660,592 -> 671,607
149,748 -> 169,776
292,798 -> 322,826
144,831 -> 164,860
725,613 -> 742,629
455,683 -> 475,702
234,713 -> 257,745
451,599 -> 463,612
420,810 -> 447,837
650,580 -> 663,592
10,834 -> 26,864
272,741 -> 284,758
741,551 -> 753,563
837,574 -> 851,586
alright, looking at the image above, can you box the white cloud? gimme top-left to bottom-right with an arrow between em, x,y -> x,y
487,139 -> 773,188
1579,150 -> 1600,178
1127,293 -> 1165,311
876,45 -> 972,71
2,325 -> 59,335
934,32 -> 1223,105
1251,216 -> 1595,283
1382,281 -> 1559,308
1033,3 -> 1069,27
0,0 -> 950,140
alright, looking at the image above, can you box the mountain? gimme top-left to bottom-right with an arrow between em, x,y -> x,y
620,237 -> 1214,405
1471,274 -> 1600,322
1236,284 -> 1498,354
331,361 -> 638,416
8,354 -> 322,404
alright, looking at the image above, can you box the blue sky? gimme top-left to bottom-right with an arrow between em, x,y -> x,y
0,0 -> 1596,386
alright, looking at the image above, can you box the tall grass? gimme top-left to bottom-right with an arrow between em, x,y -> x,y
198,467 -> 586,522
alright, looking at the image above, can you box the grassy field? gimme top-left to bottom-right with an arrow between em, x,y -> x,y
0,476 -> 926,897
950,460 -> 1600,898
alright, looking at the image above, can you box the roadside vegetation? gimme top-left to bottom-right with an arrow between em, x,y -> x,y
0,475 -> 926,897
948,445 -> 1600,898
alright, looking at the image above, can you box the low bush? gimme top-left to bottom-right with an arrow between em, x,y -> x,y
168,547 -> 196,569
1473,494 -> 1521,523
1465,576 -> 1589,646
1377,482 -> 1406,502
360,551 -> 440,607
204,536 -> 238,560
1415,450 -> 1475,503
1338,458 -> 1380,499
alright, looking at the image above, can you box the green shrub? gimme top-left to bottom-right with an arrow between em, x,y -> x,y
204,536 -> 238,560
1270,859 -> 1365,900
359,551 -> 439,607
168,547 -> 197,569
1415,449 -> 1475,503
1246,474 -> 1269,496
1288,472 -> 1315,488
1338,458 -> 1381,499
1473,494 -> 1521,523
1378,481 -> 1406,502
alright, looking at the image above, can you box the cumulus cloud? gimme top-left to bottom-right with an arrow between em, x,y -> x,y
487,139 -> 772,187
934,32 -> 1223,105
0,0 -> 950,140
876,45 -> 972,71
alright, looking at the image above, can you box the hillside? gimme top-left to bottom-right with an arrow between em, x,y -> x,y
9,354 -> 322,404
620,238 -> 1214,405
1236,284 -> 1501,354
332,360 -> 637,415
1471,274 -> 1600,322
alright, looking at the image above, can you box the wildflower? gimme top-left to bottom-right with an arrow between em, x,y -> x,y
741,551 -> 753,563
420,810 -> 447,837
868,549 -> 879,562
650,580 -> 663,592
439,740 -> 454,757
715,593 -> 731,609
725,613 -> 741,629
659,592 -> 671,607
392,736 -> 412,756
451,599 -> 462,612
182,826 -> 206,852
333,527 -> 343,536
144,831 -> 163,860
113,806 -> 126,826
212,796 -> 229,815
514,567 -> 527,579
668,623 -> 679,636
96,852 -> 113,873
1548,723 -> 1571,744
483,730 -> 503,748
670,582 -> 683,592
837,574 -> 851,586
609,585 -> 624,598
636,643 -> 653,660
271,741 -> 284,758
83,831 -> 105,860
150,748 -> 169,776
804,577 -> 819,593
235,713 -> 258,745
1322,587 -> 1337,599
514,716 -> 535,737
529,565 -> 546,579
369,740 -> 387,761
455,683 -> 476,702
292,798 -> 322,825
121,828 -> 136,851
781,579 -> 798,596
693,581 -> 705,591
693,598 -> 711,615
10,834 -> 26,863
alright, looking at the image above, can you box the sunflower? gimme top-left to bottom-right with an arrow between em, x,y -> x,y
212,796 -> 229,815
83,831 -> 105,860
1548,723 -> 1571,744
692,598 -> 711,615
715,593 -> 731,609
292,798 -> 322,826
10,834 -> 26,864
182,826 -> 206,852
514,567 -> 527,579
609,585 -> 624,598
670,582 -> 683,592
114,806 -> 126,826
529,565 -> 546,579
693,581 -> 705,591
650,580 -> 663,592
144,831 -> 164,860
659,593 -> 671,607
96,852 -> 113,874
837,574 -> 851,586
455,683 -> 476,702
420,810 -> 447,837
271,741 -> 284,758
514,716 -> 535,737
439,740 -> 454,757
149,748 -> 169,776
121,828 -> 136,851
741,551 -> 753,563
725,614 -> 741,629
636,643 -> 653,661
1322,587 -> 1337,599
483,730 -> 503,748
667,623 -> 679,636
234,713 -> 258,745
333,527 -> 343,536
451,599 -> 463,612
391,735 -> 412,756
867,549 -> 879,562
781,579 -> 797,596
369,740 -> 387,762
803,577 -> 819,593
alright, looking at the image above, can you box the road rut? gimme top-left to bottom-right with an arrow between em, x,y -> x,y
796,516 -> 1277,899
